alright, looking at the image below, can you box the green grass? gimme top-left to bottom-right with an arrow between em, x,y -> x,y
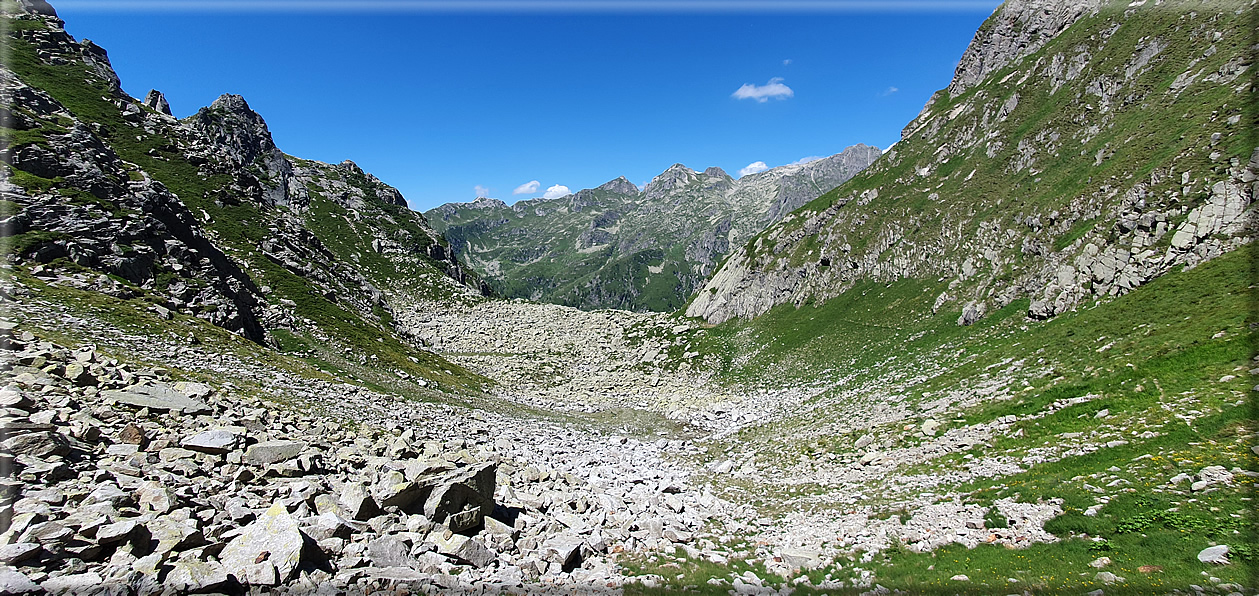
5,229 -> 68,255
1054,217 -> 1099,251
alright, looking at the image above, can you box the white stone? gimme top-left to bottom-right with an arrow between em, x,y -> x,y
1198,545 -> 1230,565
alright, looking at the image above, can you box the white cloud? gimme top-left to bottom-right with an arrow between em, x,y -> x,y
738,161 -> 769,177
732,77 -> 794,103
881,86 -> 899,96
782,59 -> 792,66
474,184 -> 490,198
791,156 -> 823,165
512,180 -> 540,195
542,184 -> 571,199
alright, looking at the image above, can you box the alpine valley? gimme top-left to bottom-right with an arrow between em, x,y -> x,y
0,0 -> 1255,594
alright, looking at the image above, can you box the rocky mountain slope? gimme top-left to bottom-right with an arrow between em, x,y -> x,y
1,0 -> 488,390
426,144 -> 880,312
688,0 -> 1255,325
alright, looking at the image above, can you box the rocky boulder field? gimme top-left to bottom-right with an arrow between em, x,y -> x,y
3,275 -> 1256,594
0,291 -> 761,594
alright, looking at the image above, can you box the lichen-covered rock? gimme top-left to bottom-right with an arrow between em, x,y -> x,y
220,503 -> 307,584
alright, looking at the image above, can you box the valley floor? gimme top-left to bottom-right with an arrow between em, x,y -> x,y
2,244 -> 1256,595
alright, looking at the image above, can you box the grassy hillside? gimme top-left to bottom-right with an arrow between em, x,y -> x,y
689,0 -> 1256,326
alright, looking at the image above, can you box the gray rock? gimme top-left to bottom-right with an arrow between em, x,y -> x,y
424,463 -> 496,531
366,566 -> 429,582
220,502 -> 307,584
0,388 -> 33,410
0,569 -> 40,594
306,512 -> 356,541
145,516 -> 203,554
957,302 -> 984,326
1192,466 -> 1234,492
374,473 -> 427,511
338,483 -> 380,521
1,431 -> 71,458
166,559 -> 234,592
662,528 -> 692,543
780,548 -> 822,570
1198,545 -> 1230,564
102,383 -> 210,414
433,532 -> 494,568
84,483 -> 131,508
143,90 -> 172,115
244,440 -> 305,466
0,542 -> 41,565
366,536 -> 416,568
62,362 -> 96,387
95,520 -> 140,545
20,521 -> 72,544
238,562 -> 281,587
181,429 -> 242,454
136,481 -> 178,514
40,572 -> 104,594
1095,571 -> 1125,584
540,533 -> 584,570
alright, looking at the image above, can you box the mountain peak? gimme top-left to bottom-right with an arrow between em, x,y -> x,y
597,176 -> 639,195
210,93 -> 253,114
703,166 -> 731,179
644,163 -> 699,200
187,92 -> 294,206
13,0 -> 57,17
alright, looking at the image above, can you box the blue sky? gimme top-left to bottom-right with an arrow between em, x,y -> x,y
54,1 -> 1001,211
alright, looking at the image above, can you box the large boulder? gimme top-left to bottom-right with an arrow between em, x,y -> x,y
181,428 -> 244,454
433,532 -> 494,568
101,383 -> 210,414
1,430 -> 71,457
244,440 -> 305,466
220,503 -> 307,584
424,463 -> 497,532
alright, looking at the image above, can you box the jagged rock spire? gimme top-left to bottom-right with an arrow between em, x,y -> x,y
144,89 -> 171,116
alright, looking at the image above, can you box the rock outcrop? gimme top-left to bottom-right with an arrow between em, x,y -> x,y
1,0 -> 487,359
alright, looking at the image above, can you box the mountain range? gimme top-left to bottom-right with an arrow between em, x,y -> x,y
425,145 -> 881,312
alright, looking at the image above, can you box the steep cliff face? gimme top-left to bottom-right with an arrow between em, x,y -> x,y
689,0 -> 1255,324
427,144 -> 880,312
2,2 -> 486,381
946,0 -> 1104,97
